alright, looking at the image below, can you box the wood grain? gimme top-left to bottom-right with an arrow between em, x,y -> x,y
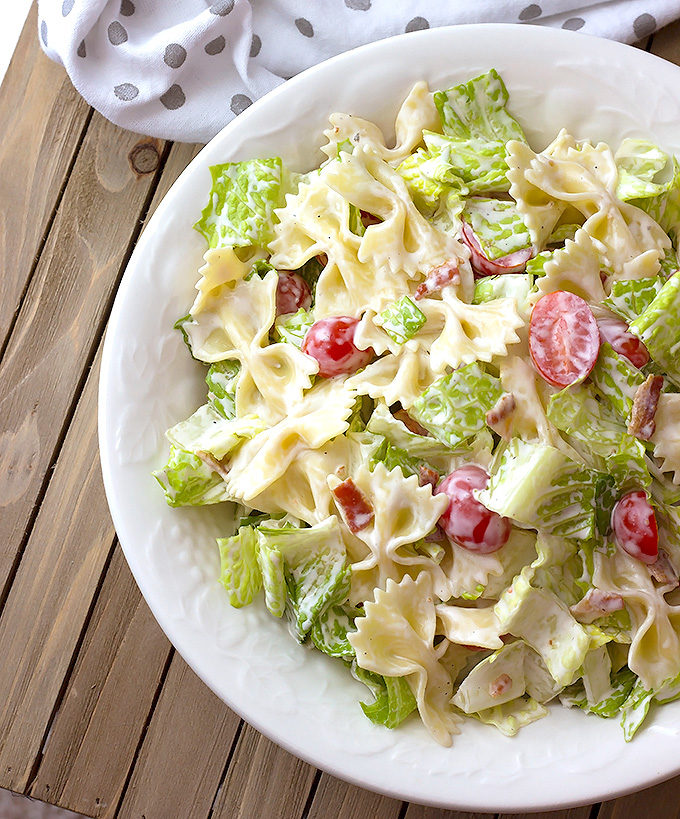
404,805 -> 492,819
28,544 -> 172,818
0,3 -> 91,352
116,656 -> 241,819
649,18 -> 680,62
499,810 -> 591,819
210,724 -> 317,819
307,774 -> 402,819
0,112 -> 167,607
598,777 -> 680,819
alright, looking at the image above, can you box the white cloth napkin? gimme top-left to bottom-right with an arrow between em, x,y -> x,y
38,0 -> 680,144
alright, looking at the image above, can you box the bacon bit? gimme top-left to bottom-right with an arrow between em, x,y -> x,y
489,673 -> 513,698
485,392 -> 516,440
570,589 -> 625,624
462,644 -> 487,652
360,210 -> 382,227
424,525 -> 446,543
393,408 -> 430,437
628,374 -> 664,441
418,465 -> 440,491
414,260 -> 460,300
649,549 -> 679,588
196,450 -> 230,481
332,478 -> 374,533
315,253 -> 328,267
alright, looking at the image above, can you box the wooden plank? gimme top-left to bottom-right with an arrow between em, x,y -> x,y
0,112 -> 166,606
307,773 -> 402,819
0,349 -> 116,792
0,2 -> 91,350
599,777 -> 680,819
499,810 -> 591,819
115,656 -> 241,819
649,19 -> 680,63
210,724 -> 317,819
404,805 -> 492,819
28,545 -> 172,818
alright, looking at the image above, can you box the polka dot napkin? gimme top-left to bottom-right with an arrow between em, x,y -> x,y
38,0 -> 679,143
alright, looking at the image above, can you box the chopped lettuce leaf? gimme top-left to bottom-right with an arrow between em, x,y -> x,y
635,156 -> 680,247
246,259 -> 276,280
411,363 -> 503,450
560,665 -> 636,719
310,604 -> 361,658
206,359 -> 240,420
547,384 -> 627,458
369,436 -> 422,479
621,677 -> 654,741
473,273 -> 532,307
452,641 -> 526,713
615,138 -> 673,202
590,343 -> 645,420
396,149 -> 450,212
603,276 -> 665,323
377,296 -> 426,344
274,308 -> 314,348
352,663 -> 417,729
294,255 -> 324,297
174,313 -> 201,361
525,250 -> 552,277
153,445 -> 230,507
166,404 -> 265,460
256,537 -> 286,618
630,270 -> 680,384
660,247 -> 679,278
463,197 -> 531,260
473,696 -> 548,736
218,525 -> 262,607
194,158 -> 289,249
547,223 -> 580,245
348,203 -> 366,237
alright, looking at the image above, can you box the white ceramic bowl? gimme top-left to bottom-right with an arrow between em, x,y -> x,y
99,24 -> 680,812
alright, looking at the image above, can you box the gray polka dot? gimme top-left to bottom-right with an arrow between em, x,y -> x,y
295,18 -> 314,37
40,20 -> 48,47
205,35 -> 225,55
210,0 -> 234,15
231,93 -> 252,115
160,84 -> 186,110
250,34 -> 261,58
62,0 -> 75,16
120,0 -> 135,15
634,13 -> 656,39
164,43 -> 187,68
345,0 -> 371,9
108,21 -> 128,45
77,39 -> 86,57
114,82 -> 139,101
519,4 -> 542,21
562,17 -> 584,31
405,17 -> 429,33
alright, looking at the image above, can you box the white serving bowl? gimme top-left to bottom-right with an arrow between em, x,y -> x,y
99,24 -> 680,812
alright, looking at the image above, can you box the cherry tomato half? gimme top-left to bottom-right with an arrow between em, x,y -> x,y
612,490 -> 659,565
435,465 -> 511,554
276,272 -> 312,316
597,316 -> 650,369
529,291 -> 600,387
302,316 -> 373,378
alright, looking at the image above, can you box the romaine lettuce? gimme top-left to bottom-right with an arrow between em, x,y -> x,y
274,308 -> 314,348
463,197 -> 531,260
630,270 -> 680,384
352,663 -> 417,729
153,445 -> 230,507
218,525 -> 262,607
377,296 -> 426,344
206,359 -> 240,419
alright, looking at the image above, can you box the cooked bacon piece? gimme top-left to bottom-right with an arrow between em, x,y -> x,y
628,374 -> 664,441
485,392 -> 516,440
569,589 -> 624,624
414,260 -> 460,300
648,549 -> 679,588
315,253 -> 328,267
332,478 -> 374,533
360,209 -> 382,227
418,465 -> 439,490
424,525 -> 446,543
489,673 -> 513,698
196,450 -> 230,481
393,408 -> 430,437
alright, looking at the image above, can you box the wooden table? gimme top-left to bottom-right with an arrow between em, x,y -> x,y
3,7 -> 680,818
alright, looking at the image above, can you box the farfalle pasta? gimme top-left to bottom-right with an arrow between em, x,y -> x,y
156,69 -> 680,747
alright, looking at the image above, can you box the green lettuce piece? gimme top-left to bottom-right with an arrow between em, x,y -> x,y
369,437 -> 422,479
294,255 -> 324,297
194,158 -> 289,249
660,247 -> 679,278
377,296 -> 426,344
603,276 -> 665,323
430,69 -> 526,194
310,604 -> 361,658
463,198 -> 531,260
430,188 -> 467,236
607,435 -> 652,491
153,445 -> 229,507
547,224 -> 581,245
218,525 -> 262,607
635,156 -> 680,247
547,384 -> 627,458
453,642 -> 526,713
411,363 -> 503,450
461,583 -> 485,601
590,343 -> 645,420
621,677 -> 654,741
630,270 -> 680,384
594,474 -> 619,538
525,250 -> 552,277
396,150 -> 446,212
348,203 -> 366,237
246,259 -> 276,280
473,273 -> 532,305
274,308 -> 314,348
206,360 -> 240,420
166,404 -> 265,460
352,663 -> 417,729
615,138 -> 673,202
258,518 -> 350,641
346,395 -> 373,434
174,313 -> 202,360
257,537 -> 286,618
473,697 -> 548,737
560,665 -> 637,718
479,439 -> 599,540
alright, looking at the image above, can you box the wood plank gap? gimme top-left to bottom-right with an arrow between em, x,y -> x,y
205,720 -> 245,819
590,804 -> 602,819
299,769 -> 323,819
22,534 -> 119,795
0,137 -> 173,619
110,648 -> 176,819
397,802 -> 409,819
0,107 -> 94,368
